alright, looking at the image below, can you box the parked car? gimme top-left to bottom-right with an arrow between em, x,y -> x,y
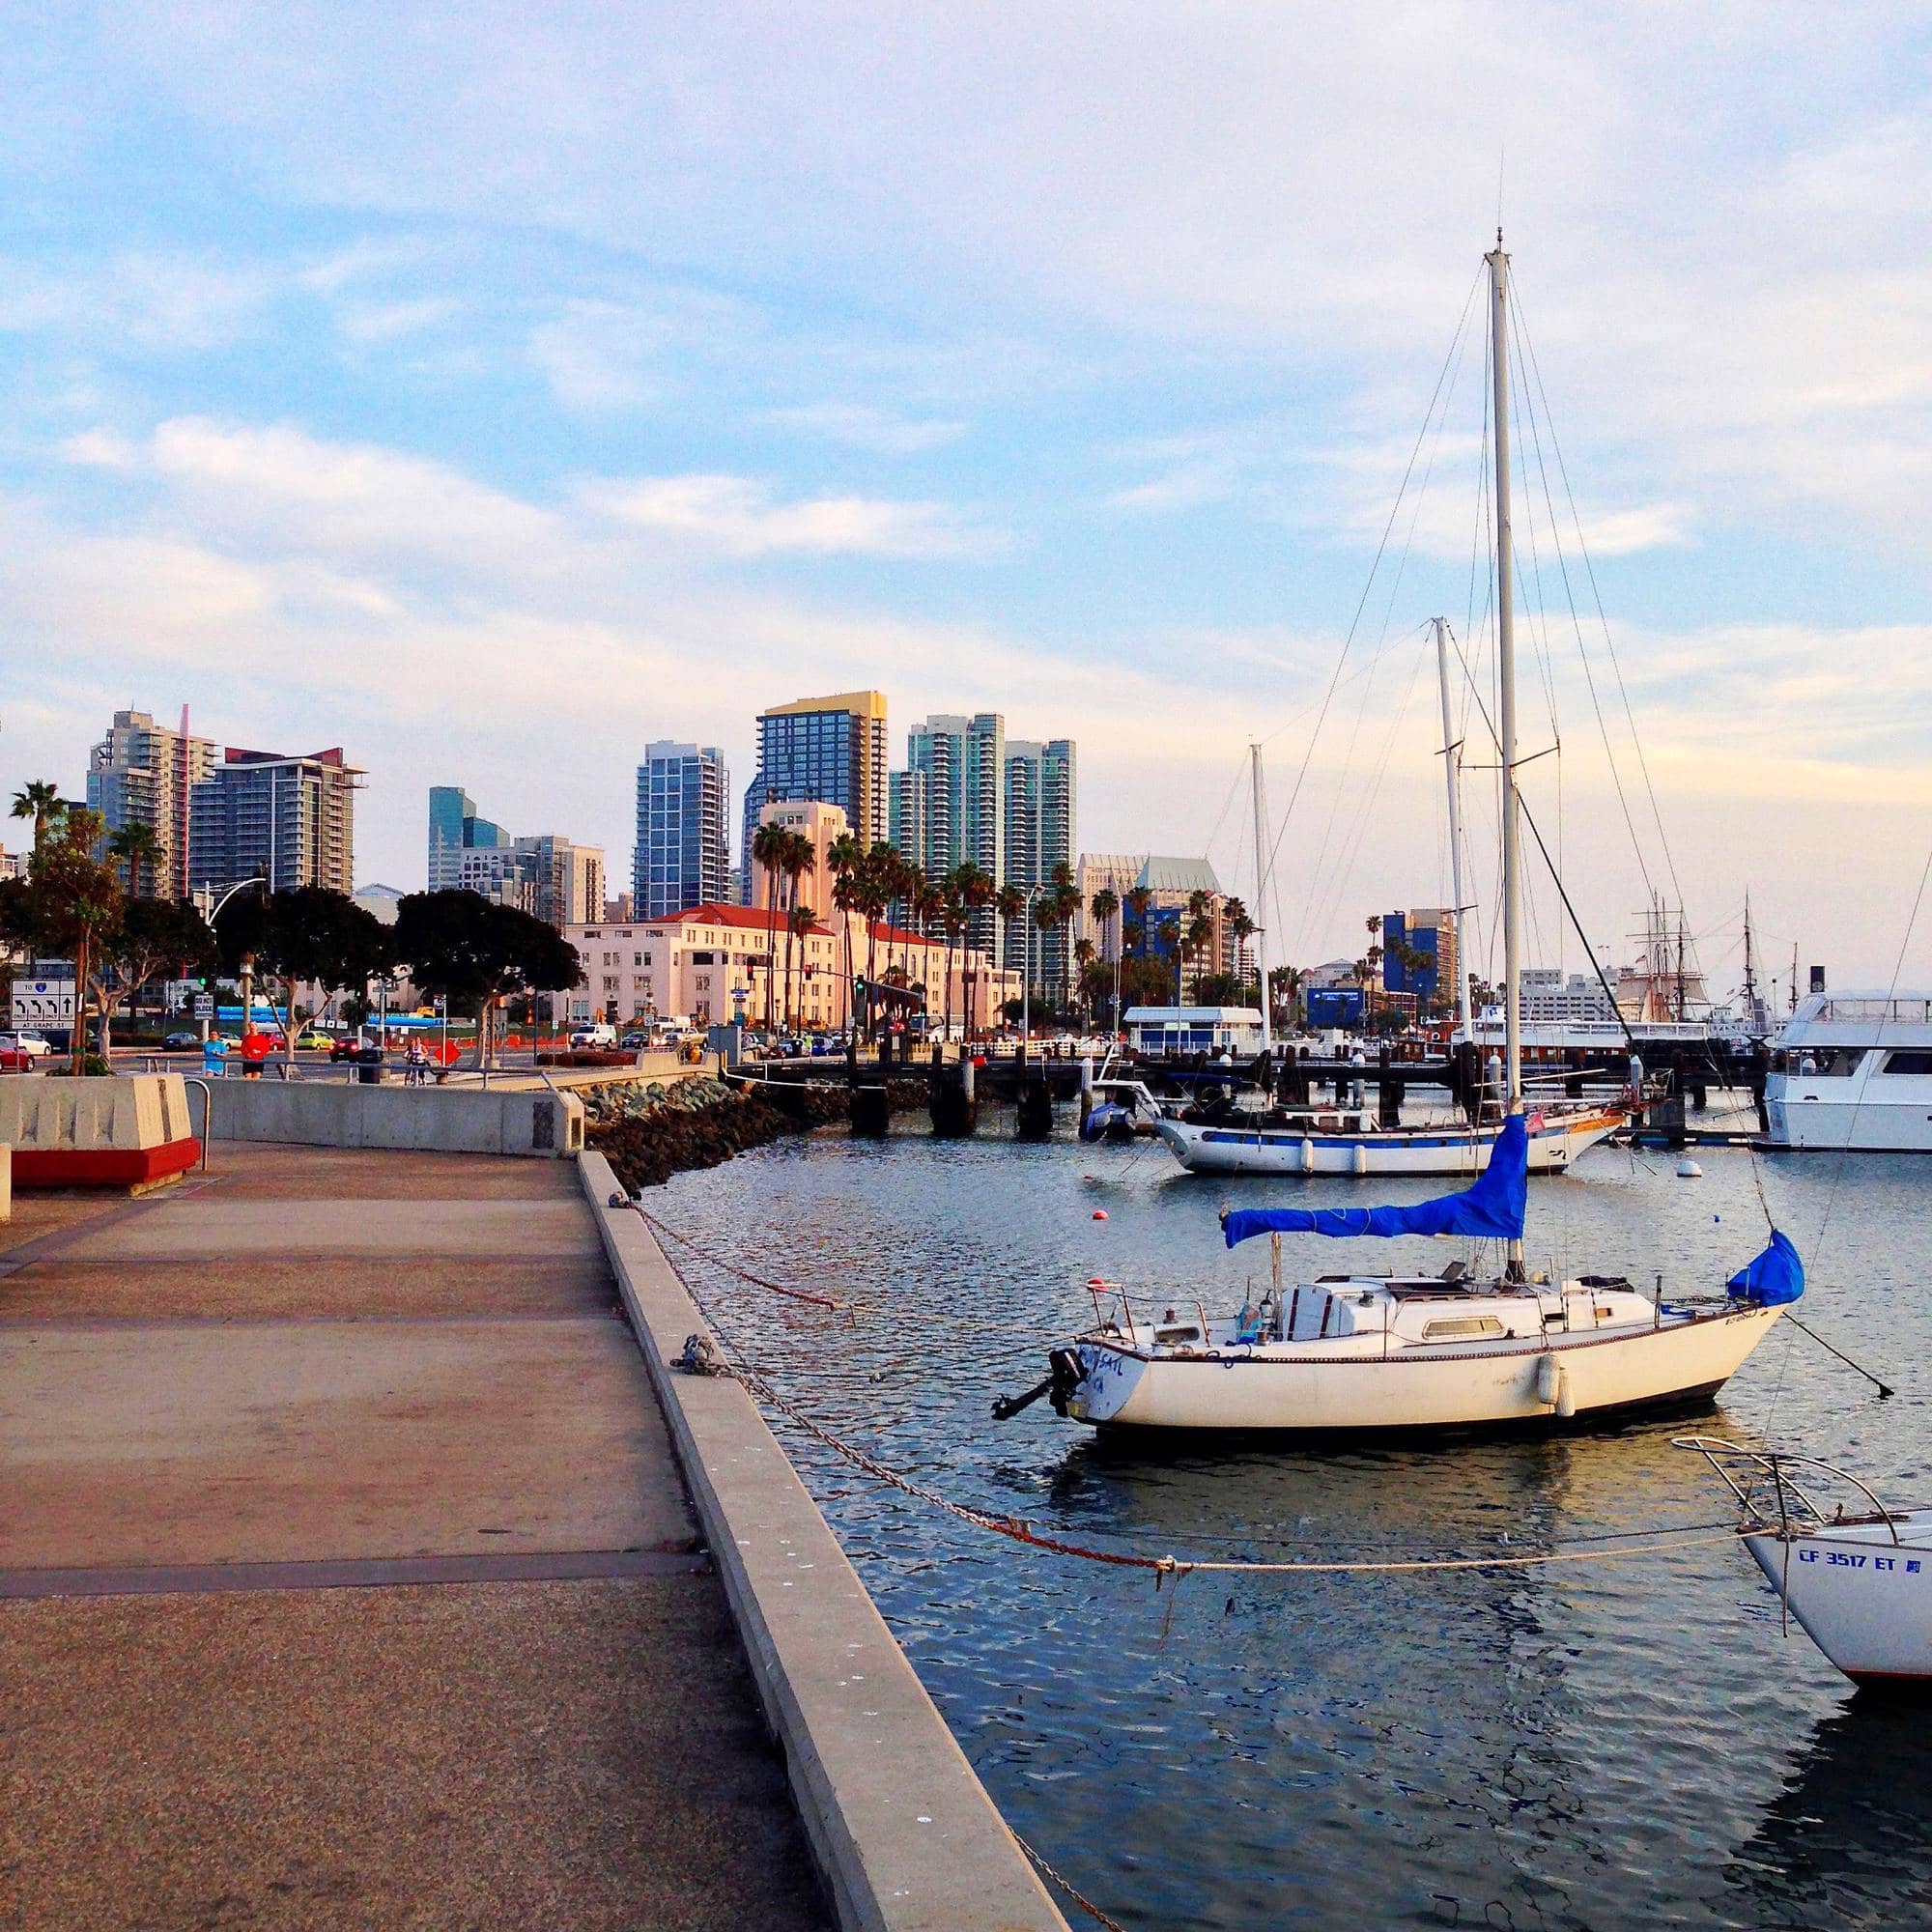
0,1030 -> 54,1059
162,1031 -> 201,1051
0,1045 -> 32,1072
294,1029 -> 334,1051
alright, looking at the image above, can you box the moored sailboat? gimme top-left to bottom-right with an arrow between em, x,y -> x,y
1032,236 -> 1799,1437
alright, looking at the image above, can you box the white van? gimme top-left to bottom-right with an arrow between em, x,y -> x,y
570,1023 -> 618,1048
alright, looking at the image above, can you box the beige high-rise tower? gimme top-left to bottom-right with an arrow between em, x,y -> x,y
87,708 -> 217,897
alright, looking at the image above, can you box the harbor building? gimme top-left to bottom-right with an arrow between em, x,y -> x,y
895,713 -> 1006,954
426,785 -> 604,927
86,708 -> 217,897
189,745 -> 362,895
1076,853 -> 1143,960
427,784 -> 515,891
739,690 -> 890,891
515,834 -> 605,929
636,742 -> 730,920
1381,908 -> 1460,1016
563,903 -> 1016,1033
1004,736 -> 1077,995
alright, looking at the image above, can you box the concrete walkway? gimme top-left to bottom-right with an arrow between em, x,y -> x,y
0,1145 -> 828,1930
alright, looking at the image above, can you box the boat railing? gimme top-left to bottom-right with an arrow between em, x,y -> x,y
1672,1435 -> 1902,1545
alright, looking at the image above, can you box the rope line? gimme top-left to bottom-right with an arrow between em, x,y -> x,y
633,1206 -> 853,1313
1014,1834 -> 1129,1932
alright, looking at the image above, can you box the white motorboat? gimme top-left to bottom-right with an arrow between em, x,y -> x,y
1678,1438 -> 1932,1690
1026,235 -> 1799,1437
1037,1116 -> 1801,1435
1764,991 -> 1932,1151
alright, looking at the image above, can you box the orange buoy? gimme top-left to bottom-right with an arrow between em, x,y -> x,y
1092,1208 -> 1108,1220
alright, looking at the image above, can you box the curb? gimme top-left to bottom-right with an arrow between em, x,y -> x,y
579,1151 -> 1068,1932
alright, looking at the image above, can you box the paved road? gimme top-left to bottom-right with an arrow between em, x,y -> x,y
0,1145 -> 828,1930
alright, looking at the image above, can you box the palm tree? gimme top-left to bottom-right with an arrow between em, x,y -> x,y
1223,896 -> 1255,1001
10,781 -> 66,854
995,881 -> 1026,998
106,820 -> 162,898
786,902 -> 817,1032
1123,885 -> 1153,957
913,877 -> 945,1037
780,831 -> 814,1028
956,864 -> 994,1040
1090,888 -> 1120,957
827,833 -> 863,1029
749,819 -> 790,1032
1073,936 -> 1096,1025
1047,863 -> 1081,1017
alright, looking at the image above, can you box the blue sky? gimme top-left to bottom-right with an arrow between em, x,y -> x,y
5,3 -> 1932,986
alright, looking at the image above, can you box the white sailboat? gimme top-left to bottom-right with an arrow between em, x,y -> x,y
1138,242 -> 1632,1179
1035,237 -> 1800,1437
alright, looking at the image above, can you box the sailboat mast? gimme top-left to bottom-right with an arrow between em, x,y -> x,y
1250,741 -> 1273,1055
1433,617 -> 1470,1033
1488,234 -> 1522,1121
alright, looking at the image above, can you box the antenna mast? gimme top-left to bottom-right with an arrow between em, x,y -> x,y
1249,742 -> 1273,1055
1433,617 -> 1470,1033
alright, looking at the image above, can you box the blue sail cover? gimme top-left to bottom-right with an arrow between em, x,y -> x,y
1079,1101 -> 1133,1144
1222,1115 -> 1528,1247
1725,1229 -> 1805,1305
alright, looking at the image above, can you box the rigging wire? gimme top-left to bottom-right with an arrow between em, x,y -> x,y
1510,273 -> 1687,916
1258,261 -> 1487,895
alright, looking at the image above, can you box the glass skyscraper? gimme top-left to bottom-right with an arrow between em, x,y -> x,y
739,691 -> 888,895
636,743 -> 730,918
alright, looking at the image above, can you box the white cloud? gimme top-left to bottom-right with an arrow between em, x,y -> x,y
757,403 -> 966,455
579,471 -> 996,558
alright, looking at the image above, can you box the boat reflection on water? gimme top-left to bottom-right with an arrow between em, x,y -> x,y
1733,1702 -> 1932,1928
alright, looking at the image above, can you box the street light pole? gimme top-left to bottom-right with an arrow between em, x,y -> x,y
1018,883 -> 1045,1064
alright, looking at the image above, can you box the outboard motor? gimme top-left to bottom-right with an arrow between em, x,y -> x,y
1047,1348 -> 1085,1417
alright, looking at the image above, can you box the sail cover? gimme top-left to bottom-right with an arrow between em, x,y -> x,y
1725,1229 -> 1805,1305
1222,1115 -> 1528,1247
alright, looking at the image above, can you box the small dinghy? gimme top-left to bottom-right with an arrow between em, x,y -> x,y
1679,1437 -> 1932,1690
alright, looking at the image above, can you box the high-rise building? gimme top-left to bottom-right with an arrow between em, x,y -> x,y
427,784 -> 513,890
636,742 -> 729,919
189,746 -> 363,895
86,708 -> 216,897
1383,908 -> 1460,1014
1004,737 -> 1077,992
515,834 -> 605,928
740,691 -> 889,890
892,713 -> 1005,952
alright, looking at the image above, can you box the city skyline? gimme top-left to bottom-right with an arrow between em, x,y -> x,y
3,11 -> 1931,984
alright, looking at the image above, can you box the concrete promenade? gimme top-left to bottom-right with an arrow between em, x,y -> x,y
0,1145 -> 827,1929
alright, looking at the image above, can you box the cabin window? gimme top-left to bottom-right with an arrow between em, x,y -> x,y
1880,1050 -> 1932,1076
1794,1048 -> 1867,1077
1421,1315 -> 1507,1341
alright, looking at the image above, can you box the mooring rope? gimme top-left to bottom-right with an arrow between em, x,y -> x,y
633,1205 -> 853,1313
1014,1832 -> 1129,1932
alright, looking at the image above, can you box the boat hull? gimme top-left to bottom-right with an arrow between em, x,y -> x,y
1745,1529 -> 1932,1686
1764,1088 -> 1932,1152
1150,1106 -> 1624,1177
1067,1305 -> 1781,1434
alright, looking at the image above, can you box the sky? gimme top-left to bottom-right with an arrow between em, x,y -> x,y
5,2 -> 1932,993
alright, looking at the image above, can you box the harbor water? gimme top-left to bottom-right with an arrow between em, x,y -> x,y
659,1113 -> 1932,1931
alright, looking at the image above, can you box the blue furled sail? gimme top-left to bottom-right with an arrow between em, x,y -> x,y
1222,1115 -> 1528,1247
1725,1229 -> 1805,1305
1079,1101 -> 1133,1144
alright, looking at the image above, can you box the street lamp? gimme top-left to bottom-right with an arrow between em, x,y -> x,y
205,873 -> 270,1042
1017,883 -> 1046,1063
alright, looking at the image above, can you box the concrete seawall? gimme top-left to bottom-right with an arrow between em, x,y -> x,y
198,1077 -> 586,1158
580,1150 -> 1068,1932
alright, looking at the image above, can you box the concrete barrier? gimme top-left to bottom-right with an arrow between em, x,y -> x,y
203,1077 -> 585,1158
0,1074 -> 200,1192
579,1150 -> 1067,1932
0,1143 -> 10,1222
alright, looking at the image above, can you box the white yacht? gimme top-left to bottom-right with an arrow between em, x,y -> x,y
1764,991 -> 1932,1151
1679,1438 -> 1932,1690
